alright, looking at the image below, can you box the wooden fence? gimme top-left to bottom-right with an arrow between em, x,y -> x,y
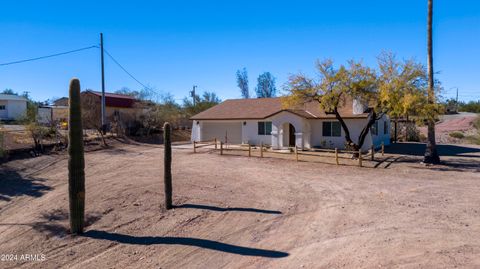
192,138 -> 385,168
192,138 -> 218,153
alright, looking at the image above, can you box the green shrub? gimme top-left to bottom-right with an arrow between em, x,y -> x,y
449,131 -> 465,139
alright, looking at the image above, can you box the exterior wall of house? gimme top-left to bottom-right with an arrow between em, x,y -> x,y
81,92 -> 146,129
0,100 -> 8,119
52,107 -> 69,123
105,106 -> 139,124
241,120 -> 272,145
37,106 -> 69,124
371,114 -> 391,148
191,120 -> 201,141
191,120 -> 243,144
269,111 -> 310,150
0,100 -> 27,120
309,118 -> 373,151
37,107 -> 52,124
191,113 -> 391,152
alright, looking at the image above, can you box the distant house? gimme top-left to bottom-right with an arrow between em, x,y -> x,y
190,97 -> 390,151
37,105 -> 68,125
80,90 -> 147,128
0,94 -> 27,121
52,97 -> 69,106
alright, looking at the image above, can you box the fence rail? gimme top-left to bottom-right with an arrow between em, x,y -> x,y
192,138 -> 386,168
193,138 -> 218,153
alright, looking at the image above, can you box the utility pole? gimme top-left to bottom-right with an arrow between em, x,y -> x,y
455,87 -> 459,113
100,33 -> 106,134
191,85 -> 197,106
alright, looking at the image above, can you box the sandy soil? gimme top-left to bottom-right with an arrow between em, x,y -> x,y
1,142 -> 480,268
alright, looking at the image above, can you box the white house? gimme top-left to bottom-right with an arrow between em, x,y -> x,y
190,97 -> 390,151
0,94 -> 27,121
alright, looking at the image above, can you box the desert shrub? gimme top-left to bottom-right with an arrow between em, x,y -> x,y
405,124 -> 420,142
473,115 -> 480,130
26,122 -> 50,153
459,101 -> 480,113
419,133 -> 427,142
449,131 -> 465,139
466,135 -> 480,145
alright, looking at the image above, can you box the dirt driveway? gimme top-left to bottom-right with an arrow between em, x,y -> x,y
1,142 -> 480,268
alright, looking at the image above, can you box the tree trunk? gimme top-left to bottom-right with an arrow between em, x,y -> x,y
333,108 -> 377,158
333,108 -> 356,150
424,0 -> 440,164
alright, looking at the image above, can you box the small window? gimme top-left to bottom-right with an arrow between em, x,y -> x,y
322,121 -> 341,137
258,121 -> 272,135
383,121 -> 388,135
0,105 -> 5,110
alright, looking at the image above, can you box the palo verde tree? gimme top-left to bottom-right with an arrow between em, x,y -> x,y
283,54 -> 430,153
182,91 -> 221,117
236,68 -> 250,99
68,78 -> 86,234
255,72 -> 277,98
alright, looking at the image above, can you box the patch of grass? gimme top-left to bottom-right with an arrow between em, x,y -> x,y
449,131 -> 465,139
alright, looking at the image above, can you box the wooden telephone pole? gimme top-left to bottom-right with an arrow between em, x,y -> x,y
100,33 -> 106,134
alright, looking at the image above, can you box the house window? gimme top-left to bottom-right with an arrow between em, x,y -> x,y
383,121 -> 388,135
0,105 -> 5,110
258,121 -> 272,135
322,121 -> 341,137
371,121 -> 379,136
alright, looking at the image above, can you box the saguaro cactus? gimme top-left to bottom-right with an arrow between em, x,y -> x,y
68,78 -> 85,234
164,122 -> 173,210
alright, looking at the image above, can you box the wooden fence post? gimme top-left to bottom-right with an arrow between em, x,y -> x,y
381,142 -> 384,156
220,142 -> 223,155
371,145 -> 375,161
358,150 -> 363,167
193,141 -> 196,153
214,138 -> 217,150
335,148 -> 339,165
260,142 -> 264,158
248,144 -> 251,157
295,146 -> 298,162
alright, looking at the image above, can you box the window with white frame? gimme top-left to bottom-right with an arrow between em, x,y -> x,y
0,105 -> 5,110
258,121 -> 272,135
322,121 -> 341,137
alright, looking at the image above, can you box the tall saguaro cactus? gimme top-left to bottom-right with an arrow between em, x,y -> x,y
163,122 -> 173,210
68,78 -> 86,234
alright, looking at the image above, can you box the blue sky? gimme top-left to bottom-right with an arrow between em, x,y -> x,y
0,0 -> 479,102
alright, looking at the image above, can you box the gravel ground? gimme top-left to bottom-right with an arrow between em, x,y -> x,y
0,142 -> 479,268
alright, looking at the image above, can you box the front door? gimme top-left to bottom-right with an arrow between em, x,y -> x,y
289,124 -> 296,147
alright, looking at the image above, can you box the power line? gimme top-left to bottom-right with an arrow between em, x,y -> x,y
0,46 -> 98,66
102,48 -> 151,90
